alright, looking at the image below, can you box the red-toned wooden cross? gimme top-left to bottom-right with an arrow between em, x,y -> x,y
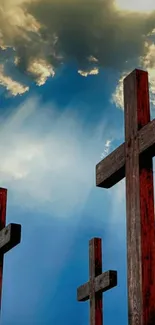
96,69 -> 155,325
77,238 -> 117,325
0,188 -> 21,310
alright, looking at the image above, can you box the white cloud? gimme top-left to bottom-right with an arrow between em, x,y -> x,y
111,72 -> 126,109
101,139 -> 113,159
78,68 -> 99,77
0,64 -> 29,95
140,41 -> 155,108
0,96 -> 111,218
27,58 -> 55,85
112,39 -> 155,110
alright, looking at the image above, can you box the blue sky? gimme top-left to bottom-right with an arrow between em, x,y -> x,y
0,1 -> 155,324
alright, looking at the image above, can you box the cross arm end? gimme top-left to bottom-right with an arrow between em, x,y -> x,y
96,143 -> 125,188
95,270 -> 117,293
77,281 -> 89,302
0,223 -> 21,254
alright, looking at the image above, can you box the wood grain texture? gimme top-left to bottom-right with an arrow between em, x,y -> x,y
124,69 -> 155,325
0,188 -> 7,309
96,68 -> 155,324
0,223 -> 21,254
77,270 -> 117,301
77,238 -> 117,325
136,71 -> 155,325
96,118 -> 155,188
124,69 -> 142,325
96,143 -> 125,188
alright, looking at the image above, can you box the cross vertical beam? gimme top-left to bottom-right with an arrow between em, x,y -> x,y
89,238 -> 102,325
124,70 -> 155,324
0,188 -> 7,309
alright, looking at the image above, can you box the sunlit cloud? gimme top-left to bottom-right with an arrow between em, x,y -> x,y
140,41 -> 155,106
112,38 -> 155,110
115,0 -> 155,13
111,73 -> 126,109
0,64 -> 29,95
0,96 -> 112,217
27,58 -> 55,85
78,68 -> 99,77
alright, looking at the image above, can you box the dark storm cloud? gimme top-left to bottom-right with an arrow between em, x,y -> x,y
0,0 -> 155,94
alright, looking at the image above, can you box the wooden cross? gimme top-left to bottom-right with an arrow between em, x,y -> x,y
96,69 -> 155,325
77,238 -> 117,325
0,187 -> 21,310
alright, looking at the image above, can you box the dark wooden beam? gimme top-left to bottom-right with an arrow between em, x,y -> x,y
0,223 -> 21,255
89,238 -> 102,325
124,69 -> 155,325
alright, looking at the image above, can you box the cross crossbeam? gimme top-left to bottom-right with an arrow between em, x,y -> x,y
96,69 -> 155,325
77,238 -> 117,325
77,270 -> 116,301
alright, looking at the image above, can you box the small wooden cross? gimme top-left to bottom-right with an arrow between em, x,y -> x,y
96,69 -> 155,325
0,187 -> 21,309
77,238 -> 117,325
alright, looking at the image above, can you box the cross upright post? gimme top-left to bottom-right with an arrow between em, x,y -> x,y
77,238 -> 117,325
96,69 -> 155,325
0,188 -> 21,310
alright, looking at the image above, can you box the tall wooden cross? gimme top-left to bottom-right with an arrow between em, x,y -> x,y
0,187 -> 21,310
96,69 -> 155,325
77,238 -> 117,325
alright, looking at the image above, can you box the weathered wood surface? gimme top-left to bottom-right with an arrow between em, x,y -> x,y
124,69 -> 155,325
96,118 -> 155,188
77,270 -> 117,301
0,223 -> 21,255
77,238 -> 117,325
